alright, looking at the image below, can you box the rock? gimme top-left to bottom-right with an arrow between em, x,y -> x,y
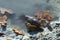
25,22 -> 44,32
7,37 -> 12,40
0,8 -> 13,14
56,33 -> 60,37
0,15 -> 7,31
0,31 -> 4,36
57,39 -> 60,40
41,38 -> 48,40
0,15 -> 7,26
13,27 -> 24,36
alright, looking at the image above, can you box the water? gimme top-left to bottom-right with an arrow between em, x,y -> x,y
0,0 -> 60,40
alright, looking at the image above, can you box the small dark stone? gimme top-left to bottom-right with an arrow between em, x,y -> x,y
1,23 -> 7,31
57,39 -> 60,40
56,33 -> 60,36
42,38 -> 47,40
48,37 -> 52,39
0,32 -> 4,36
55,23 -> 60,27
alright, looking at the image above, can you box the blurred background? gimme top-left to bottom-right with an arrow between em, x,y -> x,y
0,0 -> 60,32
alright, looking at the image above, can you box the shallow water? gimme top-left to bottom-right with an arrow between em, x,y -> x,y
0,0 -> 60,40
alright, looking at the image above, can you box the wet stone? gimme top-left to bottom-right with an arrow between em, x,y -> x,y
41,38 -> 48,40
57,38 -> 60,40
56,33 -> 60,37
